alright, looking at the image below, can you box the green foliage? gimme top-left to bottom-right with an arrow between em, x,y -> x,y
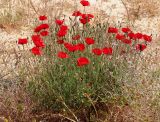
27,22 -> 135,114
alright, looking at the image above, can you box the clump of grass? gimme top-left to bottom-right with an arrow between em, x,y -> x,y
27,24 -> 126,121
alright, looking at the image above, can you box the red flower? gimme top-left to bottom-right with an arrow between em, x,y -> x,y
57,30 -> 67,37
72,11 -> 82,16
88,14 -> 94,19
81,14 -> 94,19
55,19 -> 64,26
143,34 -> 152,42
76,43 -> 85,51
31,47 -> 42,55
128,32 -> 136,39
39,15 -> 47,21
122,27 -> 131,33
57,25 -> 68,37
18,38 -> 28,45
92,48 -> 102,56
79,14 -> 94,24
64,42 -> 72,48
32,35 -> 45,48
68,45 -> 78,52
122,39 -> 132,44
80,0 -> 90,6
108,27 -> 118,33
41,24 -> 49,29
135,33 -> 143,39
57,40 -> 64,44
102,47 -> 113,55
116,34 -> 125,40
34,24 -> 49,32
136,44 -> 147,51
57,51 -> 69,58
77,57 -> 90,67
39,24 -> 49,30
60,25 -> 68,30
34,26 -> 42,33
64,42 -> 78,52
79,18 -> 90,24
85,37 -> 95,45
72,35 -> 81,40
40,31 -> 49,36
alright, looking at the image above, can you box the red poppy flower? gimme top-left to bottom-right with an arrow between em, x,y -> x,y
122,27 -> 131,33
32,35 -> 45,48
40,31 -> 49,36
143,34 -> 152,42
76,43 -> 85,51
39,24 -> 49,30
135,33 -> 143,39
72,35 -> 81,40
64,42 -> 72,48
41,24 -> 49,29
80,0 -> 90,6
57,51 -> 69,58
122,39 -> 132,44
57,25 -> 68,37
108,27 -> 118,33
72,11 -> 82,16
60,25 -> 68,31
64,42 -> 78,52
85,37 -> 95,45
31,47 -> 42,55
34,24 -> 49,32
92,48 -> 102,56
57,40 -> 64,44
18,38 -> 28,45
87,14 -> 94,19
39,15 -> 47,21
79,14 -> 93,24
102,47 -> 113,55
77,57 -> 90,67
55,19 -> 64,26
116,34 -> 125,40
81,14 -> 94,19
57,30 -> 67,37
79,18 -> 90,24
68,45 -> 78,52
128,32 -> 136,39
34,26 -> 42,33
136,44 -> 147,51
